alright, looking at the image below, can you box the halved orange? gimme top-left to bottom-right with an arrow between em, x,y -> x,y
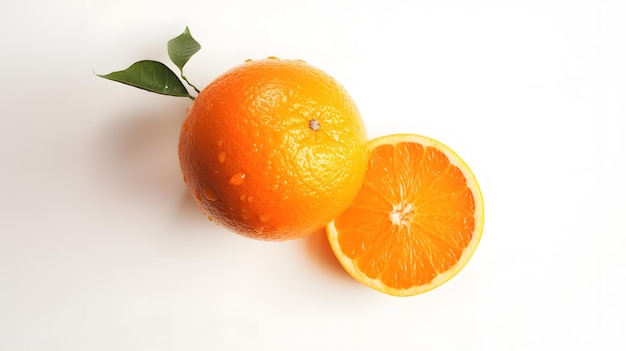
327,134 -> 484,296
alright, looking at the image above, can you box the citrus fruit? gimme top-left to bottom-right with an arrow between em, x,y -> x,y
178,57 -> 369,241
327,134 -> 484,296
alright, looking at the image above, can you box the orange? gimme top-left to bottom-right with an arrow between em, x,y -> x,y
178,57 -> 369,241
327,134 -> 484,296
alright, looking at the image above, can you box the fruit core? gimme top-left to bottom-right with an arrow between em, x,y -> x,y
389,202 -> 415,226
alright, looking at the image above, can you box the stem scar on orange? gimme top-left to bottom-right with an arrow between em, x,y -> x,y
178,57 -> 369,241
326,134 -> 484,296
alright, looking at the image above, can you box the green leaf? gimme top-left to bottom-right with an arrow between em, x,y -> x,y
168,26 -> 201,72
97,60 -> 192,98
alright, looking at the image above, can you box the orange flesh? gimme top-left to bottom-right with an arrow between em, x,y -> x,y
333,141 -> 476,289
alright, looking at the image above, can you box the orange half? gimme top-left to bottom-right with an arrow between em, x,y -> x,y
327,134 -> 484,296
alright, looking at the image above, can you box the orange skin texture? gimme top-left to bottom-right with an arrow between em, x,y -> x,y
179,58 -> 369,241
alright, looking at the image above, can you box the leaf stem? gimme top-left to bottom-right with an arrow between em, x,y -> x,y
181,73 -> 201,94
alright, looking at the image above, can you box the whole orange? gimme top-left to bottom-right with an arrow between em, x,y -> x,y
178,57 -> 369,241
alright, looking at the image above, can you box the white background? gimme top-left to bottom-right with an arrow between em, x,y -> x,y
1,0 -> 625,350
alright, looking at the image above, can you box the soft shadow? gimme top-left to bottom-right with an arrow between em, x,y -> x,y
94,98 -> 209,224
100,102 -> 184,186
177,188 -> 211,222
305,228 -> 355,281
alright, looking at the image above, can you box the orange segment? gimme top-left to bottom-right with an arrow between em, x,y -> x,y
327,134 -> 484,296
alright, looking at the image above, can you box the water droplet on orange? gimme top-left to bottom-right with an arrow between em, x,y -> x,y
217,140 -> 223,148
218,151 -> 226,163
240,194 -> 247,202
241,208 -> 251,219
259,214 -> 272,222
229,172 -> 246,185
247,196 -> 254,203
203,188 -> 217,201
194,189 -> 202,202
